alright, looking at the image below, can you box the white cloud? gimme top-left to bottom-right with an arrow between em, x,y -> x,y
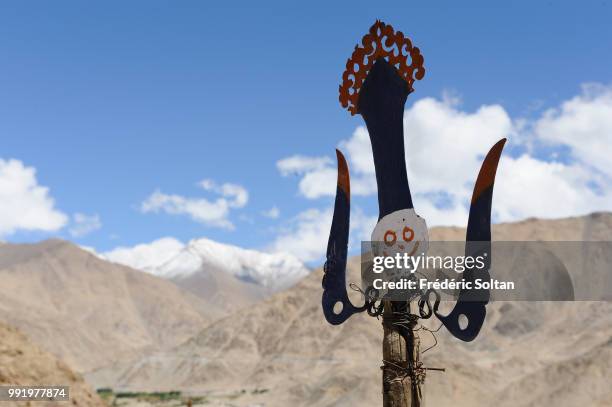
276,130 -> 378,199
69,213 -> 102,237
276,84 -> 612,230
269,206 -> 377,263
277,155 -> 332,176
339,126 -> 375,175
534,83 -> 612,178
269,208 -> 330,262
402,97 -> 513,196
141,179 -> 248,230
199,179 -> 248,208
296,167 -> 338,199
141,190 -> 234,229
0,159 -> 68,236
261,206 -> 280,219
494,154 -> 611,221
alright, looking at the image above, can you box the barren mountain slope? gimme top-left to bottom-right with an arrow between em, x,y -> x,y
168,265 -> 272,313
0,239 -> 216,374
0,321 -> 105,407
432,211 -> 612,241
89,213 -> 612,407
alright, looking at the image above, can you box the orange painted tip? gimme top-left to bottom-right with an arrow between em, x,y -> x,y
335,149 -> 350,199
471,138 -> 507,204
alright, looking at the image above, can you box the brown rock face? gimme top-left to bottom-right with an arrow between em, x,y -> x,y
0,321 -> 105,407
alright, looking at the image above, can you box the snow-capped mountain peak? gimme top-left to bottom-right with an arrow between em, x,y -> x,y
102,237 -> 309,291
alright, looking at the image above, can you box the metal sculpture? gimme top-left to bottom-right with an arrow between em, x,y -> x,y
322,20 -> 506,406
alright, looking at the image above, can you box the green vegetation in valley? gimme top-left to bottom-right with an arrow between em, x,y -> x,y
97,389 -> 209,405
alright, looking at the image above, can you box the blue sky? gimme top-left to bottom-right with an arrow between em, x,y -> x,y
0,1 -> 611,261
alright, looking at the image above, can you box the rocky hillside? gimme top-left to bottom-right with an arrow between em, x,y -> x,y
0,321 -> 105,407
86,213 -> 612,407
0,239 -> 214,374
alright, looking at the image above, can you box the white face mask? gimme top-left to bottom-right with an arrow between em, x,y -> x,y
371,208 -> 429,284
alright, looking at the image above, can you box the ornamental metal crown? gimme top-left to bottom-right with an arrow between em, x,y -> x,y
339,20 -> 426,115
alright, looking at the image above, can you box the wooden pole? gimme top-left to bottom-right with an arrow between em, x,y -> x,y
381,301 -> 423,407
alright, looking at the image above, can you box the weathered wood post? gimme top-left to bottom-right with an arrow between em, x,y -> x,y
381,301 -> 423,407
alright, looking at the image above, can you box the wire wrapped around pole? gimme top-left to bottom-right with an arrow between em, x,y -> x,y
381,301 -> 424,407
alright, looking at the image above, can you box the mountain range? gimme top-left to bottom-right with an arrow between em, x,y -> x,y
85,212 -> 612,407
0,239 -> 214,374
100,237 -> 309,290
0,213 -> 610,407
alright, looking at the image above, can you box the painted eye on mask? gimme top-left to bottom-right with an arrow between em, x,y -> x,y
384,230 -> 397,246
402,226 -> 414,242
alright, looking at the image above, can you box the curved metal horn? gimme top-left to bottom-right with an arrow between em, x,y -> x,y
322,149 -> 367,325
435,138 -> 506,341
